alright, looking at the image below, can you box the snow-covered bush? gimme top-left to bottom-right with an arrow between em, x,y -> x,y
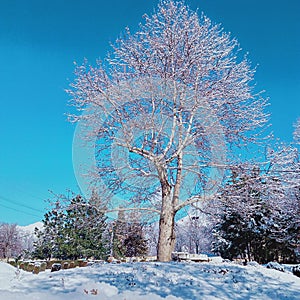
292,265 -> 300,277
266,262 -> 284,272
51,263 -> 61,272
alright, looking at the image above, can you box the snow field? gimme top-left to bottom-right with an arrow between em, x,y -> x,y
1,260 -> 300,299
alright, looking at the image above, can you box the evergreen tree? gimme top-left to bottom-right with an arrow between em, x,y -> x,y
110,210 -> 127,259
33,201 -> 65,260
212,165 -> 296,263
110,210 -> 148,259
124,222 -> 148,257
33,194 -> 108,260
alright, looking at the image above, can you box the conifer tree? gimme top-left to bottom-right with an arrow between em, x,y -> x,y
213,164 -> 299,263
33,194 -> 108,260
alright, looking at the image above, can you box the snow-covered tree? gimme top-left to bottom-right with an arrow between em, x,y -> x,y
18,228 -> 39,259
144,223 -> 159,256
294,118 -> 300,144
68,0 -> 269,261
124,224 -> 148,258
213,149 -> 300,263
109,210 -> 127,259
33,194 -> 108,260
265,135 -> 300,262
63,195 -> 108,259
33,200 -> 65,260
0,223 -> 22,260
176,209 -> 213,254
109,210 -> 148,259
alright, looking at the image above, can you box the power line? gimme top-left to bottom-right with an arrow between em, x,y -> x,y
0,203 -> 41,218
0,195 -> 44,213
0,175 -> 47,202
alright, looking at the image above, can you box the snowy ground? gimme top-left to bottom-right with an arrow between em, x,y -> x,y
1,260 -> 300,300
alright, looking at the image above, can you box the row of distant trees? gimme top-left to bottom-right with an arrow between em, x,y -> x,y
0,196 -> 149,261
1,165 -> 300,263
32,193 -> 149,261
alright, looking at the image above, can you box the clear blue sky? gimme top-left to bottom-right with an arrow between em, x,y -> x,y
0,0 -> 299,225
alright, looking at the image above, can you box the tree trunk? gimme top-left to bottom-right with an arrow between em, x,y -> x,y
157,202 -> 176,262
156,160 -> 180,262
246,242 -> 251,262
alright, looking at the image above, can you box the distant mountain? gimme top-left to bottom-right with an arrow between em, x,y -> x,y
16,222 -> 43,253
17,221 -> 43,234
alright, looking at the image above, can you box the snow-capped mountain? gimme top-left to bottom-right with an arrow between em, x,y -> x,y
17,221 -> 43,238
17,222 -> 43,234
